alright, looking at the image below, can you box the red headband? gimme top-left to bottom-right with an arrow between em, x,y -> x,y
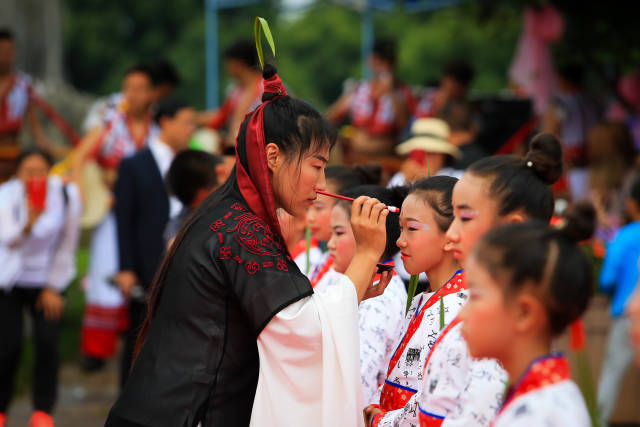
234,72 -> 287,236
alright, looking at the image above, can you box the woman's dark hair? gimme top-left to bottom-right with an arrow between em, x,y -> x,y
135,64 -> 336,359
468,133 -> 563,222
166,150 -> 222,206
224,40 -> 259,69
372,38 -> 396,65
16,147 -> 54,169
325,163 -> 381,194
473,202 -> 596,336
124,63 -> 154,81
408,175 -> 458,232
443,59 -> 475,87
149,59 -> 181,88
337,185 -> 408,261
0,28 -> 14,41
153,97 -> 190,124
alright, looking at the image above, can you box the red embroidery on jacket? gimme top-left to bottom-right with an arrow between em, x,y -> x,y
218,233 -> 224,244
276,259 -> 288,271
262,261 -> 274,268
219,247 -> 232,260
246,258 -> 260,275
223,212 -> 233,219
231,203 -> 245,210
210,219 -> 225,232
226,212 -> 285,256
234,255 -> 244,264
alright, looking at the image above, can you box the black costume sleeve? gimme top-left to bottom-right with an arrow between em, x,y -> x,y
208,201 -> 313,335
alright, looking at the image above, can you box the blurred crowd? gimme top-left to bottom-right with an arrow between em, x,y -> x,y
1,14 -> 640,427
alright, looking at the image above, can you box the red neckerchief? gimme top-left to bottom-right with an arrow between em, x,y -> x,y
493,353 -> 571,423
125,114 -> 151,150
310,256 -> 334,288
290,236 -> 318,260
386,270 -> 465,379
235,71 -> 287,236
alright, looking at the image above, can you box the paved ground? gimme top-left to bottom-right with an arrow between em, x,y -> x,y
6,359 -> 117,427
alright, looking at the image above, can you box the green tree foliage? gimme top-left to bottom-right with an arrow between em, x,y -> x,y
62,1 -> 522,109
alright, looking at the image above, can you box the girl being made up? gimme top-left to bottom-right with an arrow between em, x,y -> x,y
306,164 -> 380,282
319,185 -> 408,405
364,176 -> 467,426
410,133 -> 565,427
461,204 -> 596,426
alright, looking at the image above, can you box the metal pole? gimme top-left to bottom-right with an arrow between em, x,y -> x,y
205,0 -> 219,109
360,1 -> 374,79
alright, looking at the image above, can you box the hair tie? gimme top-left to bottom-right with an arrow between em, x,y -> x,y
526,160 -> 534,168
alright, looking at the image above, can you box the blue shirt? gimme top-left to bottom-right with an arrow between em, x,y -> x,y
599,221 -> 640,316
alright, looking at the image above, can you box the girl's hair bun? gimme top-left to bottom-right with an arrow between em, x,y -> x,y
524,133 -> 563,185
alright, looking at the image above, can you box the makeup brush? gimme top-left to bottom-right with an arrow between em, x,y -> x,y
316,190 -> 400,213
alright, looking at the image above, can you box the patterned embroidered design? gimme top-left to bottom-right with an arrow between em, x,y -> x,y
406,348 -> 421,363
226,212 -> 285,257
210,219 -> 225,232
246,258 -> 260,275
230,203 -> 245,210
262,261 -> 274,268
234,255 -> 244,264
219,247 -> 232,260
218,233 -> 224,244
276,259 -> 288,271
223,212 -> 233,219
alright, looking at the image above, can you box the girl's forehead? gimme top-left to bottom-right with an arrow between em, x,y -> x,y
453,173 -> 491,208
400,194 -> 432,219
330,203 -> 350,223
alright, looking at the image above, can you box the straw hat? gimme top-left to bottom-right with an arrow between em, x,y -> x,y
396,118 -> 462,159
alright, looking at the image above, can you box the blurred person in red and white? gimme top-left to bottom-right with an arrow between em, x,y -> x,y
0,148 -> 82,427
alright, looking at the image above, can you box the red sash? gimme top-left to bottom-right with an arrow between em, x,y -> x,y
491,354 -> 570,426
379,271 -> 465,412
310,256 -> 334,288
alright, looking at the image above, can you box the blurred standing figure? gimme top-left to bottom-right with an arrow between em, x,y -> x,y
82,59 -> 180,133
0,29 -> 60,182
543,62 -> 601,201
0,149 -> 82,427
327,38 -> 415,157
597,176 -> 640,425
414,59 -> 475,119
75,64 -> 158,372
197,40 -> 263,149
114,98 -> 195,387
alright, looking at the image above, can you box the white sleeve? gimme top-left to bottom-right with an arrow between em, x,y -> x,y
0,181 -> 27,247
47,183 -> 82,292
375,392 -> 421,427
251,275 -> 364,427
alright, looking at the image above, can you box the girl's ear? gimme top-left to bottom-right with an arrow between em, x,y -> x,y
265,143 -> 281,173
503,210 -> 526,225
512,291 -> 548,335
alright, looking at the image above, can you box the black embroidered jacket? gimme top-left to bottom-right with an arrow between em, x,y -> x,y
105,195 -> 313,427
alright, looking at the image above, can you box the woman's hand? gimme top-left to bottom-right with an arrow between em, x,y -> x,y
350,196 -> 388,259
362,270 -> 393,301
344,196 -> 389,302
36,288 -> 65,321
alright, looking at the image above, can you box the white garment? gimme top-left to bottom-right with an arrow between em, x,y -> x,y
0,177 -> 82,291
149,136 -> 182,218
493,380 -> 590,427
416,322 -> 508,427
85,212 -> 123,307
293,245 -> 324,276
250,273 -> 364,427
315,268 -> 407,404
373,283 -> 469,426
